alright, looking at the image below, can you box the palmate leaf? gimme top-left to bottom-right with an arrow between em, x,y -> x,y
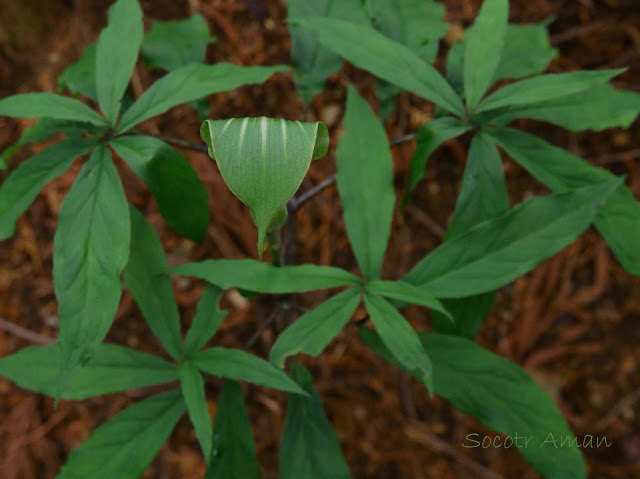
184,285 -> 227,355
445,133 -> 509,238
56,389 -> 185,479
366,0 -> 447,61
179,361 -> 213,462
117,63 -> 289,133
279,362 -> 351,479
172,259 -> 361,293
475,69 -> 624,114
404,179 -> 621,297
292,17 -> 466,117
364,293 -> 433,391
200,117 -> 328,255
365,280 -> 450,318
206,380 -> 261,479
270,288 -> 361,368
366,0 -> 447,118
0,343 -> 177,400
361,329 -> 585,479
95,0 -> 143,124
0,138 -> 97,239
463,0 -> 509,110
403,116 -> 470,207
337,85 -> 395,280
289,0 -> 369,102
481,83 -> 640,132
493,21 -> 557,82
1,118 -> 103,169
58,42 -> 98,101
432,133 -> 510,338
489,128 -> 640,275
111,135 -> 210,241
122,207 -> 183,361
0,93 -> 107,126
141,12 -> 215,71
54,145 -> 130,372
192,347 -> 304,394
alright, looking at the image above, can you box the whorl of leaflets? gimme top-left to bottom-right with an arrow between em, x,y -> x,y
201,117 -> 328,257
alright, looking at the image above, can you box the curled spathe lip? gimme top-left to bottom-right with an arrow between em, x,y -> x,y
201,117 -> 328,257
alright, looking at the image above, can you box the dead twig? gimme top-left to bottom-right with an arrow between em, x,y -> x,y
0,318 -> 54,345
405,205 -> 446,239
404,421 -> 505,479
594,386 -> 640,431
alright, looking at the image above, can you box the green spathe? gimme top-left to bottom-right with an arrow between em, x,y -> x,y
201,117 -> 328,257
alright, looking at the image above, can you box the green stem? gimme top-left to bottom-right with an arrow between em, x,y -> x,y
267,228 -> 282,267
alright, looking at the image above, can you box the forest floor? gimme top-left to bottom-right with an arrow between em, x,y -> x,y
1,0 -> 640,478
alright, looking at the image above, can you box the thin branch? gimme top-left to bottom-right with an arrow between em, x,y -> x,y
404,421 -> 505,479
287,131 -> 416,214
244,303 -> 284,349
288,173 -> 337,213
550,19 -> 615,45
128,129 -> 209,153
0,318 -> 54,345
594,385 -> 640,431
390,132 -> 417,145
405,205 -> 446,239
592,148 -> 640,166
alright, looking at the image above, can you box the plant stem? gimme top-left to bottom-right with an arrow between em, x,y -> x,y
127,129 -> 209,153
267,228 -> 282,267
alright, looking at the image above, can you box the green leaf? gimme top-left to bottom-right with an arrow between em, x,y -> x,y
111,135 -> 210,241
493,22 -> 557,82
56,389 -> 185,479
446,20 -> 557,101
0,93 -> 107,126
206,380 -> 261,479
54,145 -> 130,370
95,0 -> 143,124
367,0 -> 447,61
445,133 -> 509,239
366,0 -> 447,115
361,329 -> 586,479
366,280 -> 450,318
432,133 -> 509,337
141,13 -> 215,71
172,259 -> 362,293
337,85 -> 394,279
403,116 -> 470,207
192,347 -> 304,394
482,84 -> 640,132
58,42 -> 98,101
200,117 -> 328,255
433,293 -> 497,339
122,206 -> 183,361
363,293 -> 432,391
489,128 -> 640,275
0,343 -> 177,400
475,69 -> 624,114
289,0 -> 369,102
184,285 -> 226,356
117,63 -> 289,132
279,362 -> 351,479
0,138 -> 96,239
403,179 -> 622,297
179,361 -> 212,462
463,0 -> 509,109
445,41 -> 464,98
270,288 -> 361,368
1,118 -> 103,169
292,17 -> 466,117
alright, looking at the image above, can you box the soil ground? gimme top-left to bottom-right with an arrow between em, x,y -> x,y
1,0 -> 640,478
